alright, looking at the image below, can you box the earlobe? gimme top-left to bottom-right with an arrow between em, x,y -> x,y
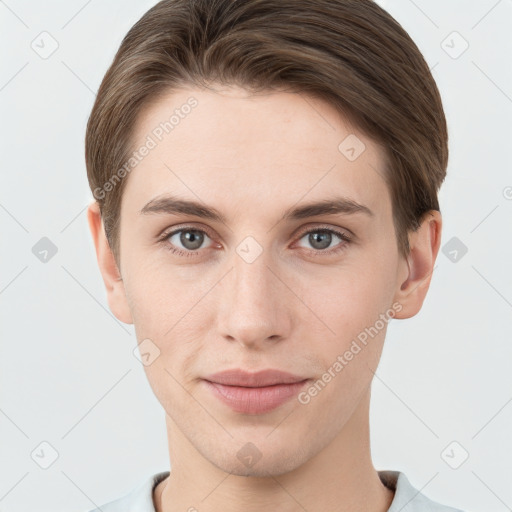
86,201 -> 133,324
393,210 -> 442,319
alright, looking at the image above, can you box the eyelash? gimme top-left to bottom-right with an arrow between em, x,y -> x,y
157,225 -> 352,258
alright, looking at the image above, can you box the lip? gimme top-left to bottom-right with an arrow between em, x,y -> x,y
202,369 -> 310,414
204,368 -> 308,387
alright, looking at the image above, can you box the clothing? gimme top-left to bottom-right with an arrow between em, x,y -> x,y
87,470 -> 465,512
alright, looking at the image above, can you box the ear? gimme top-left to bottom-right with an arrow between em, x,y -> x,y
392,210 -> 442,319
87,201 -> 133,324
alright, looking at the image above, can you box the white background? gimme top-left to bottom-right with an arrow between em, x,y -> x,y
0,1 -> 511,511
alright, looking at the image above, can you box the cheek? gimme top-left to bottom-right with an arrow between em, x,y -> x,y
121,244 -> 179,325
301,275 -> 393,411
123,261 -> 213,371
312,264 -> 394,333
302,254 -> 397,385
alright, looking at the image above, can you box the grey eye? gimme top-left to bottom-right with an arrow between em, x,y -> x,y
168,229 -> 210,251
298,230 -> 343,251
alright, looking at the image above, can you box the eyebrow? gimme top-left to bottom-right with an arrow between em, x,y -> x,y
139,194 -> 374,222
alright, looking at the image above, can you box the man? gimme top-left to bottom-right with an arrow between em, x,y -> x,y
85,0 -> 464,510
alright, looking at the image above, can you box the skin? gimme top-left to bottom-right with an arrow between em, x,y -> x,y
88,84 -> 441,512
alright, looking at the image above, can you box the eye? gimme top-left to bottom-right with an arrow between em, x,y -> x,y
295,227 -> 352,254
158,225 -> 352,258
159,226 -> 215,257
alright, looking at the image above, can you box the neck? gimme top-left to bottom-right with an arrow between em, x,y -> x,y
155,387 -> 394,512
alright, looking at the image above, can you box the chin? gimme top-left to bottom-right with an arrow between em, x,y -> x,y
204,440 -> 312,478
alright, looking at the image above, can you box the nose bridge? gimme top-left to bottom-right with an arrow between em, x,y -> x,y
217,239 -> 289,347
233,247 -> 273,310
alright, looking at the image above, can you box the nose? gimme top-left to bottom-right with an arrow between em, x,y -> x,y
215,245 -> 292,350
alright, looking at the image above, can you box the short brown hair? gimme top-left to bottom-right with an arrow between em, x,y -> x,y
85,0 -> 448,264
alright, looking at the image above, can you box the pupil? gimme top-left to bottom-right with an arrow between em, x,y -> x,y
181,230 -> 203,250
310,231 -> 331,250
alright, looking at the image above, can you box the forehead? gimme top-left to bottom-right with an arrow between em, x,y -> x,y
123,85 -> 391,220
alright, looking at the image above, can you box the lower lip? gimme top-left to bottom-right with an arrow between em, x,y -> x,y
203,379 -> 310,414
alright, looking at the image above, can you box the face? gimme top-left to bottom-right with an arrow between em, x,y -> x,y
115,85 -> 407,476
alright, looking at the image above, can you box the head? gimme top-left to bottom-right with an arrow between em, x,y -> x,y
86,0 -> 447,477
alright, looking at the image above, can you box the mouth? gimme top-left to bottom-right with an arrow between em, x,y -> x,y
202,368 -> 311,414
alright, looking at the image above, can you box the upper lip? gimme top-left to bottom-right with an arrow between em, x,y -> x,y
203,369 -> 308,387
